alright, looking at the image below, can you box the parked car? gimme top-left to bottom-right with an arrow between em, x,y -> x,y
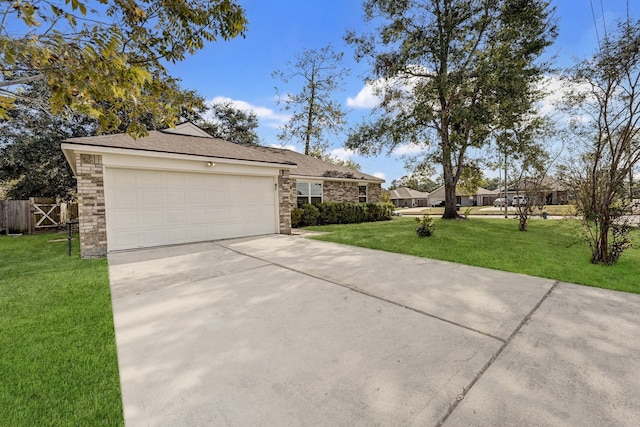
493,198 -> 508,207
431,200 -> 446,207
511,196 -> 527,206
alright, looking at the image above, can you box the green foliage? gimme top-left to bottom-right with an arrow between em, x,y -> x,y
0,82 -> 96,199
273,44 -> 350,155
415,214 -> 435,237
346,0 -> 557,219
562,19 -> 640,264
300,203 -> 321,226
291,207 -> 305,228
0,0 -> 247,136
199,101 -> 260,145
293,202 -> 394,227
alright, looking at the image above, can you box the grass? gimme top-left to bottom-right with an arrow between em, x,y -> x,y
306,217 -> 640,294
399,204 -> 577,216
0,232 -> 123,426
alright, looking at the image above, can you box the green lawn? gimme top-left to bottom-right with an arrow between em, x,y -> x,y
306,217 -> 640,294
0,233 -> 123,426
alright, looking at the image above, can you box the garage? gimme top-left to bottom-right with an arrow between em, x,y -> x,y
61,123 -> 295,258
105,168 -> 277,251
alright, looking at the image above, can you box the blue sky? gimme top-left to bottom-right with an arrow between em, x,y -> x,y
166,0 -> 640,187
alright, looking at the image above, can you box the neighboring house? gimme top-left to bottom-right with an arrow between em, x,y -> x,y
389,187 -> 430,208
428,185 -> 498,207
511,176 -> 569,205
61,123 -> 383,258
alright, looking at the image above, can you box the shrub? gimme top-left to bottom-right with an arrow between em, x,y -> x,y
292,202 -> 394,227
299,203 -> 320,226
291,207 -> 304,228
415,214 -> 435,237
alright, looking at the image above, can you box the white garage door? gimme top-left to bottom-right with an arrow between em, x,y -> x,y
105,168 -> 277,251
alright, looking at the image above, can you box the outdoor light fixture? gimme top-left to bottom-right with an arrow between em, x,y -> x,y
206,161 -> 214,167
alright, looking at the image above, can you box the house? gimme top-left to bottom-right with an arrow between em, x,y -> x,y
511,176 -> 569,205
389,187 -> 430,208
428,185 -> 498,207
61,123 -> 383,258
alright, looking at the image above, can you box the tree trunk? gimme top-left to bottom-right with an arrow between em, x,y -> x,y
518,216 -> 527,231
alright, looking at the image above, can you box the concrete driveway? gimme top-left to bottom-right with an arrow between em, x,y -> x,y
108,235 -> 640,426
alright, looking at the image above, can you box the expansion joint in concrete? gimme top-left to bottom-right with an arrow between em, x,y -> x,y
436,280 -> 560,427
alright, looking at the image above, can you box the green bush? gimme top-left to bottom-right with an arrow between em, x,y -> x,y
415,214 -> 435,237
299,203 -> 320,226
292,202 -> 394,227
291,207 -> 304,228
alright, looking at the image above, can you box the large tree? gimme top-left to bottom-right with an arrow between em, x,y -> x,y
0,82 -> 96,199
199,101 -> 260,145
0,0 -> 247,136
273,44 -> 350,156
562,19 -> 640,265
346,0 -> 557,218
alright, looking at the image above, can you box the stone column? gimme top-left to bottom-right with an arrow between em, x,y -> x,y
278,170 -> 292,234
76,154 -> 107,258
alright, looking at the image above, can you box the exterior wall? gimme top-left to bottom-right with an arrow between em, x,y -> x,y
76,153 -> 107,258
278,170 -> 292,234
323,180 -> 360,203
368,183 -> 382,203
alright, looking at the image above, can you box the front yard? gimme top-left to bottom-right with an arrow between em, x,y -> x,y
306,217 -> 640,294
0,233 -> 123,426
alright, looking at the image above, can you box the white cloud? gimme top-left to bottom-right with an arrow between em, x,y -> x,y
347,83 -> 381,109
270,143 -> 298,152
207,96 -> 290,125
329,147 -> 356,161
392,143 -> 424,156
373,172 -> 386,180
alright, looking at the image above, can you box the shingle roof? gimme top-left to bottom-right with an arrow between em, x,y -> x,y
251,146 -> 383,182
62,128 -> 384,182
63,130 -> 295,166
389,187 -> 430,199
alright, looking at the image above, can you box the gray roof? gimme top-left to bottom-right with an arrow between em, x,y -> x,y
63,130 -> 295,166
63,128 -> 383,182
389,187 -> 430,200
252,146 -> 383,182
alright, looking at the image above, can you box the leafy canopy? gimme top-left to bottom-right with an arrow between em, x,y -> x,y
273,44 -> 350,156
346,0 -> 557,219
198,101 -> 260,145
0,0 -> 247,136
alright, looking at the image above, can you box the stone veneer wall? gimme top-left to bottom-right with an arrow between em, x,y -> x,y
323,181 -> 360,203
278,170 -> 292,234
368,183 -> 382,203
76,153 -> 108,258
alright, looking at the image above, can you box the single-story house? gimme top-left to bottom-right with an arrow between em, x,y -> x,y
511,176 -> 569,205
428,185 -> 498,207
389,187 -> 430,208
61,123 -> 383,258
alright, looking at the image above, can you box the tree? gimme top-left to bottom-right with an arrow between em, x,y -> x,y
0,82 -> 96,199
345,0 -> 557,219
0,0 -> 247,136
561,20 -> 640,265
273,45 -> 350,156
389,175 -> 440,193
198,101 -> 260,145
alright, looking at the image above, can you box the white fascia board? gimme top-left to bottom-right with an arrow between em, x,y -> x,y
60,143 -> 297,171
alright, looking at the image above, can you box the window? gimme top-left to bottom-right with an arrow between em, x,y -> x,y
296,182 -> 322,207
358,185 -> 367,203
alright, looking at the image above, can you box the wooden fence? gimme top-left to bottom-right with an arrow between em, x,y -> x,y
0,198 -> 77,235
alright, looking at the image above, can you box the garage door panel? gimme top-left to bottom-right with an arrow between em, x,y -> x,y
164,191 -> 186,205
106,168 -> 277,251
